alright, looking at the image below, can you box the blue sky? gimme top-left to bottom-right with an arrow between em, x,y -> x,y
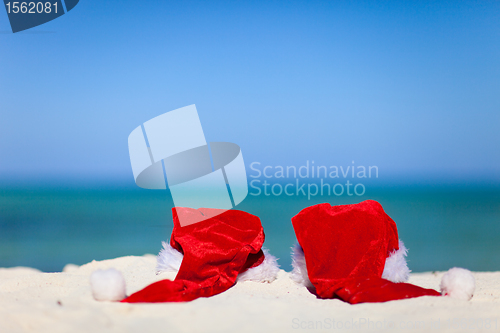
1,0 -> 499,185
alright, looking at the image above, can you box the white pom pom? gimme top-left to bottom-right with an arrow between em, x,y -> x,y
90,268 -> 126,301
440,267 -> 475,300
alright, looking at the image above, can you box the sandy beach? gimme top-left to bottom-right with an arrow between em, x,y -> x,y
0,255 -> 498,333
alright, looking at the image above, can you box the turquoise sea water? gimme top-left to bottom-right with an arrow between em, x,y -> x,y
0,183 -> 499,272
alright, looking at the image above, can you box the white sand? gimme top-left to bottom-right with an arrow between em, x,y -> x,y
1,255 -> 499,333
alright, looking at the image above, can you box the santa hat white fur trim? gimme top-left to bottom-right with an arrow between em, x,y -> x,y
440,267 -> 475,300
237,248 -> 280,283
90,268 -> 126,301
290,239 -> 410,288
290,243 -> 315,289
156,241 -> 184,274
381,240 -> 411,283
156,242 -> 280,283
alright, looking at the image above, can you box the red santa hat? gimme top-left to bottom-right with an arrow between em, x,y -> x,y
91,207 -> 279,303
290,200 -> 475,304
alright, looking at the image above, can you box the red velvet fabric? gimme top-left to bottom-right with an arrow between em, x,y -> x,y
292,200 -> 441,303
335,277 -> 440,304
122,207 -> 265,303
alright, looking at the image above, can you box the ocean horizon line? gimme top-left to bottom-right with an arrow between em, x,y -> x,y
0,176 -> 498,191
